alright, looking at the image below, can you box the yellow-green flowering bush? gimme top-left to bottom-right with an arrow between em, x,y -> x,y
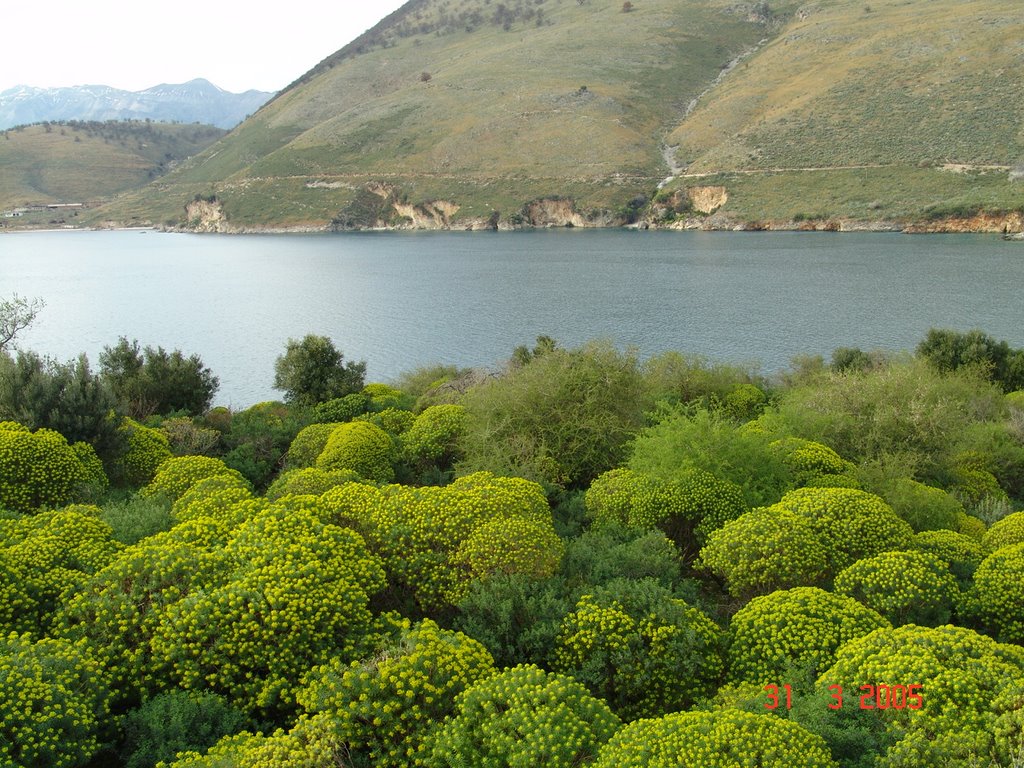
115,418 -> 174,487
585,467 -> 747,556
142,455 -> 246,502
454,515 -> 565,581
973,542 -> 1024,643
363,383 -> 413,412
727,587 -> 890,684
299,619 -> 495,767
356,406 -> 416,437
171,487 -> 261,526
770,437 -> 854,483
71,440 -> 108,497
316,420 -> 395,483
364,475 -> 559,610
170,473 -> 255,523
0,426 -> 86,513
152,502 -> 389,716
403,404 -> 466,471
2,505 -> 122,631
449,471 -> 551,522
55,529 -> 232,705
834,550 -> 958,626
956,510 -> 988,541
0,554 -> 34,634
819,624 -> 1024,766
983,510 -> 1024,551
772,487 -> 914,572
553,579 -> 723,719
317,481 -> 383,534
427,664 -> 621,768
593,708 -> 836,768
912,529 -> 990,586
0,632 -> 111,768
286,422 -> 342,469
950,465 -> 1009,509
312,392 -> 369,423
698,508 -> 828,598
265,466 -> 363,501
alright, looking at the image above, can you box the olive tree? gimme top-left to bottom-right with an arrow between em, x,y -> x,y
273,335 -> 366,407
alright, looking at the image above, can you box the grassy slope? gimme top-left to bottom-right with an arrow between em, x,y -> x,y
0,122 -> 224,211
98,0 -> 1024,229
99,0 -> 766,228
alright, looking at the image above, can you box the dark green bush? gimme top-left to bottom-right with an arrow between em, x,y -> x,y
120,690 -> 249,768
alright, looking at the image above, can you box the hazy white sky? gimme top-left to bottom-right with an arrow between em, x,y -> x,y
0,1 -> 408,94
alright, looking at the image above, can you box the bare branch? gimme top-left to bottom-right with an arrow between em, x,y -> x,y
0,294 -> 45,352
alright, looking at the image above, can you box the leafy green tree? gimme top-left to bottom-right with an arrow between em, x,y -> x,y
459,341 -> 648,489
273,334 -> 366,407
298,619 -> 495,767
0,350 -> 122,458
917,327 -> 1024,392
553,578 -> 722,719
629,407 -> 793,507
427,664 -> 620,768
727,587 -> 890,684
774,357 -> 1004,483
594,708 -> 836,768
99,337 -> 219,418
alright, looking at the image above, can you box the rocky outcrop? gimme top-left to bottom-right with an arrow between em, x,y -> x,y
687,186 -> 728,214
183,197 -> 229,233
902,211 -> 1024,235
393,199 -> 461,229
519,198 -> 612,228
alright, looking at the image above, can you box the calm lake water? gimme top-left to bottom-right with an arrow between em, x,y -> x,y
1,229 -> 1022,408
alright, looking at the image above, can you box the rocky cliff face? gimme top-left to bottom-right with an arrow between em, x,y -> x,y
183,198 -> 229,233
902,211 -> 1024,234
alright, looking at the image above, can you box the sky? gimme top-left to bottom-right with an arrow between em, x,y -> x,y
0,0 -> 408,94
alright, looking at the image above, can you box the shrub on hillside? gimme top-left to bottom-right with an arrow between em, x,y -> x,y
834,550 -> 958,626
427,664 -> 620,768
727,587 -> 890,684
315,420 -> 395,483
0,632 -> 112,768
0,424 -> 87,512
298,619 -> 495,767
593,708 -> 835,768
273,334 -> 366,407
99,337 -> 218,418
699,507 -> 828,597
553,579 -> 722,719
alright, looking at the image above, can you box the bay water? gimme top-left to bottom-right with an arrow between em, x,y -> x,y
2,229 -> 1021,408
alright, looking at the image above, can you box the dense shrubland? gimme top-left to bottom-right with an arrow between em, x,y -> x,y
1,327 -> 1024,767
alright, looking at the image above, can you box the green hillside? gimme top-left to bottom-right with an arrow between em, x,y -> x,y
0,121 -> 224,226
97,0 -> 1024,231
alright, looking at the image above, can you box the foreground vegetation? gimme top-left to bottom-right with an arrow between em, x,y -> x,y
2,321 -> 1024,767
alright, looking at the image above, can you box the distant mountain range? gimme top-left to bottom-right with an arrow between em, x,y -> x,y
0,79 -> 274,130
